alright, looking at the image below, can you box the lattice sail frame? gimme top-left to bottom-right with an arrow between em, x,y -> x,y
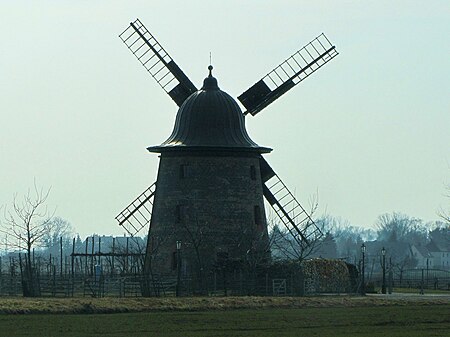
119,19 -> 197,106
238,33 -> 338,116
115,183 -> 156,237
262,33 -> 337,89
260,158 -> 322,247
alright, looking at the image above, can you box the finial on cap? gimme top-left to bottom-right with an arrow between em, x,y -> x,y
202,64 -> 218,90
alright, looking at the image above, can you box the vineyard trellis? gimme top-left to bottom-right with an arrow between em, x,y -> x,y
1,239 -> 449,297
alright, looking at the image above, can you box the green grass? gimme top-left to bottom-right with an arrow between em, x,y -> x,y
0,305 -> 449,337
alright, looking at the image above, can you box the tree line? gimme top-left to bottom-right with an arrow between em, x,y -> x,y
0,182 -> 448,293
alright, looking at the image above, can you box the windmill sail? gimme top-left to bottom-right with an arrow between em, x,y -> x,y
238,33 -> 338,116
260,158 -> 322,247
119,19 -> 197,106
115,183 -> 156,237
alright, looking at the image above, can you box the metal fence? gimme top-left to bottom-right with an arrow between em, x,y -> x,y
1,253 -> 448,297
362,268 -> 450,293
0,269 -> 352,298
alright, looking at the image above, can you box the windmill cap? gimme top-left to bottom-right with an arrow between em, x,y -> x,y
147,67 -> 271,153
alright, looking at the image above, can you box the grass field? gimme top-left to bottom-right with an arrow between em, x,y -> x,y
0,305 -> 449,337
0,297 -> 448,336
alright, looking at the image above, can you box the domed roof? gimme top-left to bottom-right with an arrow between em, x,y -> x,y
148,67 -> 271,153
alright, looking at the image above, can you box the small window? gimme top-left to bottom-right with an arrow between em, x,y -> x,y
250,165 -> 256,180
179,164 -> 190,179
254,205 -> 261,226
175,205 -> 187,222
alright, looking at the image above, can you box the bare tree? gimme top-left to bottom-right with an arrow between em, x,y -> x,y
333,222 -> 375,261
270,196 -> 324,261
271,222 -> 325,261
438,183 -> 450,224
110,236 -> 147,275
180,218 -> 211,293
142,227 -> 176,296
42,216 -> 74,259
393,254 -> 417,286
43,217 -> 73,246
376,212 -> 426,245
0,183 -> 55,296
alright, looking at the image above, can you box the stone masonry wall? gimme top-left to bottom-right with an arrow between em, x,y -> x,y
147,151 -> 269,277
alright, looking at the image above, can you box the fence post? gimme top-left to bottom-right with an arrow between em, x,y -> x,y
388,264 -> 393,294
239,269 -> 243,295
53,265 -> 56,297
126,237 -> 129,274
98,236 -> 102,276
71,238 -> 75,276
60,237 -> 63,278
18,254 -> 24,295
85,237 -> 88,276
265,273 -> 269,296
291,273 -> 295,295
91,236 -> 95,276
420,269 -> 424,295
112,238 -> 115,275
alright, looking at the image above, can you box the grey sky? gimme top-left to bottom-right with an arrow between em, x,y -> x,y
1,1 -> 449,238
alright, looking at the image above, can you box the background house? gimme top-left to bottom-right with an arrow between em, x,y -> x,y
410,245 -> 433,269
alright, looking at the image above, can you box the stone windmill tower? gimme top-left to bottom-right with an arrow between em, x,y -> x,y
116,19 -> 338,280
145,66 -> 272,276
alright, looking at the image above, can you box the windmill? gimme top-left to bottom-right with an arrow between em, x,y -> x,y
116,19 -> 338,277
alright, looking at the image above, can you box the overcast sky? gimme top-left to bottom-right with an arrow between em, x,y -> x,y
1,1 -> 449,238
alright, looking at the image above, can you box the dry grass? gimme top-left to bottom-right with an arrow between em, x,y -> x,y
0,295 -> 448,315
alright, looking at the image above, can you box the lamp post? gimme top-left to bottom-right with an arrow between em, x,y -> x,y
361,243 -> 366,296
176,240 -> 181,297
381,247 -> 386,294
